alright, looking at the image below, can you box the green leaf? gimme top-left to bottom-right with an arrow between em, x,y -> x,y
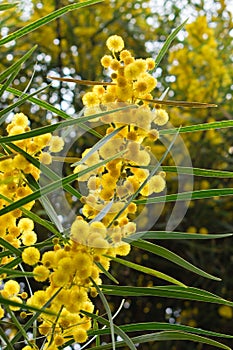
90,278 -> 117,350
162,166 -> 233,178
109,128 -> 180,225
102,285 -> 233,307
0,237 -> 21,256
82,309 -> 137,350
105,255 -> 187,287
88,321 -> 233,339
0,67 -> 21,99
134,188 -> 233,205
0,326 -> 15,350
0,84 -> 49,125
0,0 -> 104,46
160,120 -> 233,135
0,2 -> 18,11
0,267 -> 34,278
89,331 -> 231,350
10,287 -> 62,346
129,239 -> 220,280
125,231 -> 232,240
71,125 -> 125,167
155,19 -> 188,68
0,192 -> 61,237
94,261 -> 119,284
0,45 -> 37,83
0,104 -> 136,143
8,142 -> 81,200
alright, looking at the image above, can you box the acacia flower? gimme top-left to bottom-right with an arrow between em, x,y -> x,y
106,35 -> 124,52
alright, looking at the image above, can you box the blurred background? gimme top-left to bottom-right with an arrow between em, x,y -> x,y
0,0 -> 232,348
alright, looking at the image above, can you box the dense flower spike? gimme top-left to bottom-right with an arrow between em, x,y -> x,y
1,36 -> 169,350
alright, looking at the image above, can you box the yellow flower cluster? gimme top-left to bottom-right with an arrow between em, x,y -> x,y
17,229 -> 131,349
1,36 -> 169,349
0,113 -> 64,329
82,34 -> 162,107
0,114 -> 65,261
168,16 -> 231,106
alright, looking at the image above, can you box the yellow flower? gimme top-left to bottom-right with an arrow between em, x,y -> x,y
106,35 -> 124,52
73,328 -> 88,343
49,136 -> 64,152
39,152 -> 52,165
153,108 -> 169,126
12,113 -> 28,128
100,54 -> 112,68
18,218 -> 34,233
82,91 -> 100,107
33,265 -> 50,282
3,280 -> 20,297
22,247 -> 40,265
0,306 -> 4,319
21,231 -> 37,245
9,296 -> 22,311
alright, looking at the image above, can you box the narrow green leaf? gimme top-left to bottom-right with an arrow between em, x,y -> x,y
129,239 -> 220,280
102,285 -> 233,307
81,309 -> 137,350
160,120 -> 233,135
6,306 -> 30,344
162,166 -> 233,178
10,287 -> 62,346
0,192 -> 61,237
0,45 -> 37,83
0,326 -> 15,350
0,150 -> 126,216
0,104 -> 137,143
88,321 -> 233,339
8,142 -> 81,200
1,84 -> 72,119
0,67 -> 21,98
0,84 -> 49,125
26,173 -> 64,232
0,295 -> 54,315
109,128 -> 180,225
0,3 -> 18,11
71,125 -> 125,167
94,261 -> 119,284
0,267 -> 34,278
1,257 -> 21,269
90,278 -> 117,350
134,188 -> 233,205
125,231 -> 232,240
155,19 -> 188,68
105,256 -> 187,287
0,0 -> 103,46
89,331 -> 231,350
0,237 -> 21,256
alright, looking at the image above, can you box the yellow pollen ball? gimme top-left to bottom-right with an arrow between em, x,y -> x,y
120,49 -> 131,61
153,109 -> 169,126
21,231 -> 37,245
22,247 -> 40,266
4,280 -> 20,296
12,113 -> 29,127
49,136 -> 64,152
100,55 -> 112,68
106,35 -> 124,52
39,152 -> 52,165
33,265 -> 50,282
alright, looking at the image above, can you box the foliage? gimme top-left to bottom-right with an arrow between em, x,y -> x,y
0,1 -> 233,349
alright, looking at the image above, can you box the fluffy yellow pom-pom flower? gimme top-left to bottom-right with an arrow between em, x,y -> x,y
22,247 -> 40,265
106,35 -> 124,52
